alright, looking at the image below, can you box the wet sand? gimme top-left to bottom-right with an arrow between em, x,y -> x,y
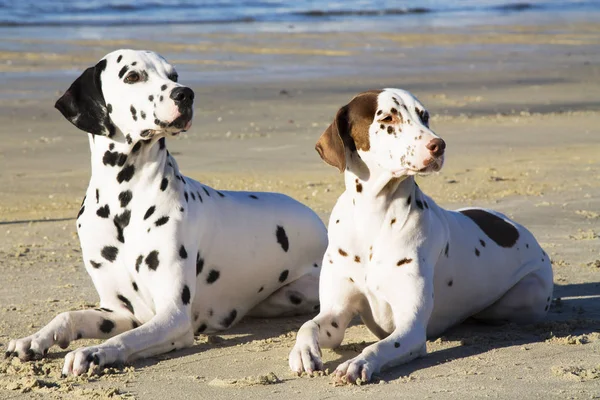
1,20 -> 600,399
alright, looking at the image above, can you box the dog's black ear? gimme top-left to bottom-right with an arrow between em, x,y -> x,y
315,106 -> 349,173
55,59 -> 112,136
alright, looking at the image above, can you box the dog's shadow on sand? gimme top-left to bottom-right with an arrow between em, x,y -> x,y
44,282 -> 600,379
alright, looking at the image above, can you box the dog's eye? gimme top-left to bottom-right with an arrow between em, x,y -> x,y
380,115 -> 393,123
125,72 -> 141,84
168,73 -> 178,83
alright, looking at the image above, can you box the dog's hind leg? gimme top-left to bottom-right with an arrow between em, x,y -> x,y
248,265 -> 320,318
473,262 -> 554,324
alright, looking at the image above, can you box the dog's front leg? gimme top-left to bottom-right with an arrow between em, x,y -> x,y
6,309 -> 137,361
61,304 -> 192,376
334,261 -> 434,384
289,264 -> 363,374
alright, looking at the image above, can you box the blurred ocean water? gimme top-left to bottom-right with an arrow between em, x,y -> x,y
1,0 -> 598,27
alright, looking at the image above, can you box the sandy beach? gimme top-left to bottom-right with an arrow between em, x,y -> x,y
1,17 -> 600,399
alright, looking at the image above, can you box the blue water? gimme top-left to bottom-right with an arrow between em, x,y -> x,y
1,0 -> 598,27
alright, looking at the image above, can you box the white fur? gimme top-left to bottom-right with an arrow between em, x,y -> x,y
289,88 -> 553,384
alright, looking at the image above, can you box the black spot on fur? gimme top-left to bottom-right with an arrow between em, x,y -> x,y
448,280 -> 453,286
181,285 -> 191,305
140,110 -> 146,120
130,105 -> 137,119
132,320 -> 139,329
279,269 -> 289,283
331,321 -> 339,328
119,190 -> 132,207
132,281 -> 138,291
394,342 -> 400,348
249,194 -> 258,199
289,294 -> 302,305
415,199 -> 424,209
475,248 -> 480,256
184,192 -> 189,203
95,189 -> 99,203
90,260 -> 102,269
99,319 -> 115,334
117,294 -> 134,314
276,226 -> 289,252
197,191 -> 203,202
117,165 -> 135,183
117,55 -> 122,63
206,270 -> 220,284
387,126 -> 394,134
313,263 -> 319,268
160,178 -> 168,191
161,84 -> 167,91
135,255 -> 143,272
118,65 -> 129,79
258,286 -> 264,293
145,250 -> 159,270
113,210 -> 131,243
217,191 -> 225,197
143,206 -> 156,220
101,246 -> 118,262
407,195 -> 412,205
196,252 -> 204,275
220,309 -> 237,328
155,216 -> 169,226
103,150 -> 128,167
196,324 -> 207,334
480,239 -> 486,247
149,95 -> 154,102
326,331 -> 331,338
98,307 -> 113,313
179,245 -> 188,259
132,141 -> 142,153
159,137 -> 166,150
459,209 -> 520,248
203,187 -> 210,197
77,205 -> 85,219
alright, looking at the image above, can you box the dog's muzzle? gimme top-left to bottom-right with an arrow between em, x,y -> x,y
169,87 -> 195,130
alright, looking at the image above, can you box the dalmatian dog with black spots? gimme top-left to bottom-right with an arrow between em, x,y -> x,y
5,49 -> 328,376
289,89 -> 553,384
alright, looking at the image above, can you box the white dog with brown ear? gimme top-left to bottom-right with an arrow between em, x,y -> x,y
289,88 -> 553,384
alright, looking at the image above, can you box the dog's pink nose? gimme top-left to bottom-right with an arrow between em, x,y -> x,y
426,138 -> 446,157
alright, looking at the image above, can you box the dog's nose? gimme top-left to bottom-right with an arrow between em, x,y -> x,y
170,87 -> 195,106
426,138 -> 446,157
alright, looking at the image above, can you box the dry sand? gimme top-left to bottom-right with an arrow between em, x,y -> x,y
1,21 -> 600,399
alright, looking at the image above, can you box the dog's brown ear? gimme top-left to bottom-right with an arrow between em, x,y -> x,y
55,59 -> 112,136
315,106 -> 349,173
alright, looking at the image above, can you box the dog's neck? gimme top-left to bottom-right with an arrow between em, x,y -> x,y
345,156 -> 418,231
87,131 -> 178,190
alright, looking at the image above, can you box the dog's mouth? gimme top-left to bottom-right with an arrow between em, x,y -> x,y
392,156 -> 444,177
168,110 -> 193,135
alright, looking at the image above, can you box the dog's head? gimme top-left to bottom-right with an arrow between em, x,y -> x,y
55,49 -> 194,142
316,88 -> 445,177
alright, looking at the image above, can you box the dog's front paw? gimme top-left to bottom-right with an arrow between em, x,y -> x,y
5,333 -> 56,362
62,346 -> 111,376
333,355 -> 376,384
289,321 -> 323,374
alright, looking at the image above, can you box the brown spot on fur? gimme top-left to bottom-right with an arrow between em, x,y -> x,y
339,248 -> 348,257
396,258 -> 413,267
354,255 -> 361,263
459,209 -> 520,248
391,218 -> 396,226
355,179 -> 363,193
387,126 -> 394,134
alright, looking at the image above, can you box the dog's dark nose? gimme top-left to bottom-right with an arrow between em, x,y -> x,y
426,138 -> 446,157
170,87 -> 195,106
